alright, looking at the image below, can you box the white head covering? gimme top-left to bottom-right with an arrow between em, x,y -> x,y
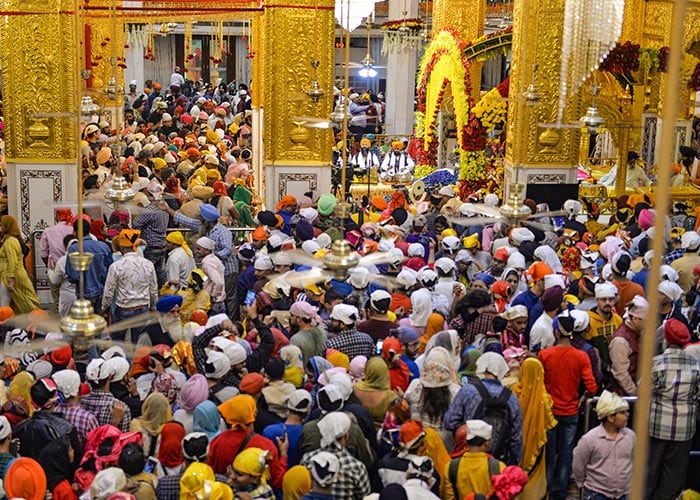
506,252 -> 526,270
658,280 -> 683,303
409,289 -> 432,328
475,352 -> 509,381
466,419 -> 493,440
347,267 -> 371,289
421,346 -> 453,388
659,264 -> 679,282
594,282 -> 618,299
52,369 -> 81,398
396,267 -> 418,288
318,411 -> 352,448
90,468 -> 127,499
510,228 -> 535,246
501,305 -> 528,320
595,390 -> 629,418
534,245 -> 563,273
543,273 -> 567,290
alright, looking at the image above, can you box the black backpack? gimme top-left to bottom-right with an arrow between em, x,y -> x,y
473,379 -> 514,465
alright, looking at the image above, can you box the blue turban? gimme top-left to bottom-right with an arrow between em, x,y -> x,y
295,220 -> 315,242
156,294 -> 183,313
473,272 -> 495,287
199,203 -> 220,222
328,279 -> 353,296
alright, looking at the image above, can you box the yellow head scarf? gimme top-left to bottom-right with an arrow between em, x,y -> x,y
0,216 -> 21,238
282,465 -> 311,500
283,366 -> 304,388
180,462 -> 235,500
9,371 -> 35,415
140,392 -> 172,436
512,358 -> 557,473
355,357 -> 391,392
232,447 -> 270,484
418,427 -> 450,487
166,231 -> 192,257
326,351 -> 350,369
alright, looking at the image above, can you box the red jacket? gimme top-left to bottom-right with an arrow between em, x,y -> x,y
539,345 -> 597,416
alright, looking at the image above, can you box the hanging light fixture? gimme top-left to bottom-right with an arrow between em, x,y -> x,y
358,16 -> 377,78
579,83 -> 605,134
522,63 -> 542,107
306,59 -> 326,102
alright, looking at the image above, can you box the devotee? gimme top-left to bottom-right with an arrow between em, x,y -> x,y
646,318 -> 700,499
573,390 -> 635,500
0,215 -> 40,313
324,303 -> 375,360
609,295 -> 649,396
539,311 -> 597,500
101,229 -> 158,342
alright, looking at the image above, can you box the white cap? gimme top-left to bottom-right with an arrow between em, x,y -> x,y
52,369 -> 81,398
396,267 -> 418,288
329,304 -> 359,325
196,237 -> 215,251
682,231 -> 700,250
254,254 -> 274,271
594,282 -> 618,299
0,416 -> 10,440
466,419 -> 493,440
204,350 -> 231,379
543,274 -> 566,290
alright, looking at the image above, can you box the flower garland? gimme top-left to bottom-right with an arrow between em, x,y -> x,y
459,150 -> 487,181
416,29 -> 473,151
473,87 -> 507,132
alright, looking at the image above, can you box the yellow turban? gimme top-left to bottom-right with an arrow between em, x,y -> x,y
191,184 -> 214,200
233,447 -> 271,484
463,233 -> 479,249
283,465 -> 311,500
283,366 -> 304,388
391,140 -> 404,150
166,230 -> 192,257
206,168 -> 222,181
218,394 -> 257,427
206,129 -> 220,144
152,157 -> 167,171
118,229 -> 141,249
180,463 -> 233,500
327,351 -> 349,369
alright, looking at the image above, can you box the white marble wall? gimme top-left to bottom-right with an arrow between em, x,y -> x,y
383,0 -> 419,136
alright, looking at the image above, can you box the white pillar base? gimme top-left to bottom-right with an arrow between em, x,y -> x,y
264,163 -> 333,210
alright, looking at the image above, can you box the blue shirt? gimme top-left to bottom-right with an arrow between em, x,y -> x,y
401,355 -> 420,382
444,378 -> 523,464
174,213 -> 237,275
262,422 -> 304,466
65,237 -> 113,299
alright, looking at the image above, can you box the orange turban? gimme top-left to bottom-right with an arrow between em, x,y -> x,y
276,195 -> 298,212
4,458 -> 47,500
239,373 -> 265,395
0,306 -> 15,324
218,394 -> 257,427
252,227 -> 268,241
118,229 -> 141,249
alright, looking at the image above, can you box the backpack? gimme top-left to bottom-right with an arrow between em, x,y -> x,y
472,379 -> 513,465
448,455 -> 500,499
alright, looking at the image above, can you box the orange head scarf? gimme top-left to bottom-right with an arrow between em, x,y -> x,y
1,216 -> 21,237
511,358 -> 557,472
418,313 -> 446,354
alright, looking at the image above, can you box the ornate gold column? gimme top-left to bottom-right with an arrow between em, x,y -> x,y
432,0 -> 484,101
505,0 -> 580,185
0,0 -> 80,240
257,0 -> 335,208
621,0 -> 646,44
84,0 -> 125,127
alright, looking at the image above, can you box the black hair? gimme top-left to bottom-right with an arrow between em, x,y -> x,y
119,442 -> 146,476
467,436 -> 487,447
420,386 -> 452,422
73,219 -> 91,236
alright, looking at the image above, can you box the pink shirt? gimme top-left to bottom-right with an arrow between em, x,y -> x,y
39,222 -> 74,261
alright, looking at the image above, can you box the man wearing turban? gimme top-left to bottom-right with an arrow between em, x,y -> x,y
39,208 -> 75,312
101,229 -> 158,342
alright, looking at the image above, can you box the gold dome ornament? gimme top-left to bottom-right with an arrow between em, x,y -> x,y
322,240 -> 361,280
61,253 -> 107,337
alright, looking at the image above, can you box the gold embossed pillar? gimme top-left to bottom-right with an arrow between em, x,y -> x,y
432,0 -> 484,101
85,0 -> 125,127
505,0 -> 580,185
0,0 -> 80,241
257,0 -> 335,208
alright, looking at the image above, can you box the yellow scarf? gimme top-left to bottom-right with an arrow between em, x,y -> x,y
166,231 -> 192,257
512,358 -> 557,474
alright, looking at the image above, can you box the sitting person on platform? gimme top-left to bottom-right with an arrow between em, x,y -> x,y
599,151 -> 652,191
380,140 -> 415,181
350,138 -> 380,175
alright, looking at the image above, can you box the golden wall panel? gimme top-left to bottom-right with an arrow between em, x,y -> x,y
622,0 -> 645,44
0,0 -> 78,159
507,0 -> 580,168
261,0 -> 335,164
86,12 -> 124,110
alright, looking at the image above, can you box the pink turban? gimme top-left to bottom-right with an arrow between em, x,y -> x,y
638,209 -> 654,231
178,374 -> 209,411
289,301 -> 321,326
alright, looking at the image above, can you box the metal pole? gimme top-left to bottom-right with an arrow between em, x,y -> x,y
629,1 -> 687,498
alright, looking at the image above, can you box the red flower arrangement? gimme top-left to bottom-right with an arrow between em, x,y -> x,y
689,62 -> 700,91
600,41 -> 640,74
659,46 -> 670,73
